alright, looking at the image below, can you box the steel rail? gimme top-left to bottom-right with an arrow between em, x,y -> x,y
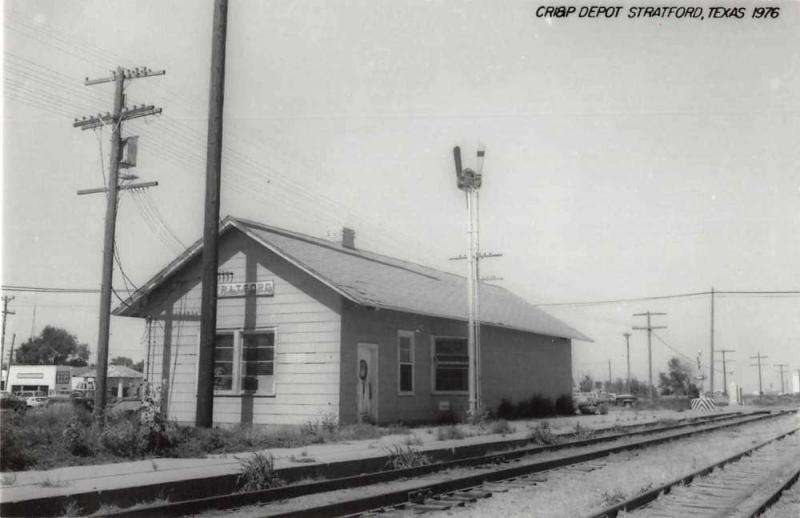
96,411 -> 790,518
586,425 -> 800,518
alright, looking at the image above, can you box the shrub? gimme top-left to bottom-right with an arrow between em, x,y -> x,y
598,403 -> 610,415
497,399 -> 514,420
555,395 -> 576,415
101,420 -> 140,457
0,420 -> 35,470
63,418 -> 92,456
434,409 -> 460,425
529,395 -> 555,417
237,452 -> 284,492
384,444 -> 430,470
436,425 -> 466,441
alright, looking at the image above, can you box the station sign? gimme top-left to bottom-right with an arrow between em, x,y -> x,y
217,280 -> 275,298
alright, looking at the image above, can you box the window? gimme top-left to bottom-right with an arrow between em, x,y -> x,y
211,329 -> 276,395
213,333 -> 235,391
432,337 -> 468,392
241,331 -> 275,393
397,330 -> 415,394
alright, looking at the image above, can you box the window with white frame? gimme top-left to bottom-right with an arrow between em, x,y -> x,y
397,330 -> 415,394
432,337 -> 468,392
212,329 -> 276,395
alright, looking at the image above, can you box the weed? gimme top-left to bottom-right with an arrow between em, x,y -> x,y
39,476 -> 68,488
528,421 -> 559,445
466,408 -> 490,426
289,449 -> 316,463
489,419 -> 515,436
1,473 -> 17,486
151,460 -> 159,471
384,444 -> 431,470
382,422 -> 411,435
436,425 -> 466,441
61,500 -> 83,517
289,454 -> 317,463
403,435 -> 424,446
572,422 -> 595,441
237,452 -> 285,492
600,488 -> 626,507
598,403 -> 610,415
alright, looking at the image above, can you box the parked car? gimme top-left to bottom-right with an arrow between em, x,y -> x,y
25,396 -> 49,408
614,393 -> 638,407
573,391 -> 599,414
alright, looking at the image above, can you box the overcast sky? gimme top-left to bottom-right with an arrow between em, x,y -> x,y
3,0 -> 799,395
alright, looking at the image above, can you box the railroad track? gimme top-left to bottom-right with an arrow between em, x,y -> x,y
588,426 -> 800,518
93,410 -> 792,517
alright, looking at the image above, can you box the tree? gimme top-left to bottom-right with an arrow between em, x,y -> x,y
658,357 -> 699,396
579,375 -> 594,392
110,356 -> 134,367
15,326 -> 90,365
132,360 -> 144,373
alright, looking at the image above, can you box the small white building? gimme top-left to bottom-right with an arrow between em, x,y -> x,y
75,365 -> 144,398
1,365 -> 72,395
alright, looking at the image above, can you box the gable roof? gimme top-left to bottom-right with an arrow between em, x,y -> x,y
114,216 -> 591,342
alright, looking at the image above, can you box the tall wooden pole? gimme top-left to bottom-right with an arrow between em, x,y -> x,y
624,332 -> 631,393
196,0 -> 229,427
93,66 -> 125,423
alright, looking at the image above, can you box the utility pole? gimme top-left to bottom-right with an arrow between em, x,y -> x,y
607,359 -> 612,389
633,311 -> 666,399
750,352 -> 767,395
451,145 -> 498,417
197,0 -> 230,428
3,334 -> 15,391
623,332 -> 631,394
710,287 -> 715,394
74,66 -> 164,423
774,363 -> 788,394
1,296 -> 15,368
717,349 -> 735,396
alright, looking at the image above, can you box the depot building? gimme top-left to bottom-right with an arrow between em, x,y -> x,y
115,216 -> 590,427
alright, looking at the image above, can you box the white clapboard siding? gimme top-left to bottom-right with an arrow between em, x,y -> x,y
147,233 -> 342,426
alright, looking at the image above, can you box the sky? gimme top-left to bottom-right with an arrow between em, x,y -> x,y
2,0 -> 799,395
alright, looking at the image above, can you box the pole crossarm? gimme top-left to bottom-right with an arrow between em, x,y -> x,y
73,63 -> 164,423
84,68 -> 166,86
449,252 -> 503,261
73,105 -> 162,131
77,181 -> 159,196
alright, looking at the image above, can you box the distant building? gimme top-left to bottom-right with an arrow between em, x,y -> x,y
114,216 -> 590,427
2,365 -> 72,395
75,365 -> 144,398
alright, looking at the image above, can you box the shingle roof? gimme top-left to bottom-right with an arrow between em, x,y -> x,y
114,216 -> 591,342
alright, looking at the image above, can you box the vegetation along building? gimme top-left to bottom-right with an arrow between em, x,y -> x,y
114,216 -> 590,427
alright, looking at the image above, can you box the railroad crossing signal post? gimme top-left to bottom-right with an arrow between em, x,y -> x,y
451,145 -> 498,417
74,66 -> 164,423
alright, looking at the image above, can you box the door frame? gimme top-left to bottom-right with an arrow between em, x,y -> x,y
356,342 -> 379,423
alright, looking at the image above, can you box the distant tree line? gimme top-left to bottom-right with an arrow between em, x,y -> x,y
576,355 -> 699,398
7,326 -> 143,372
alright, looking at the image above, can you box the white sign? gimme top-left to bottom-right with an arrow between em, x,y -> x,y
217,280 -> 274,298
17,373 -> 44,379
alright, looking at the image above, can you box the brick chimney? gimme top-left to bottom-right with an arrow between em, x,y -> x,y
342,227 -> 356,249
